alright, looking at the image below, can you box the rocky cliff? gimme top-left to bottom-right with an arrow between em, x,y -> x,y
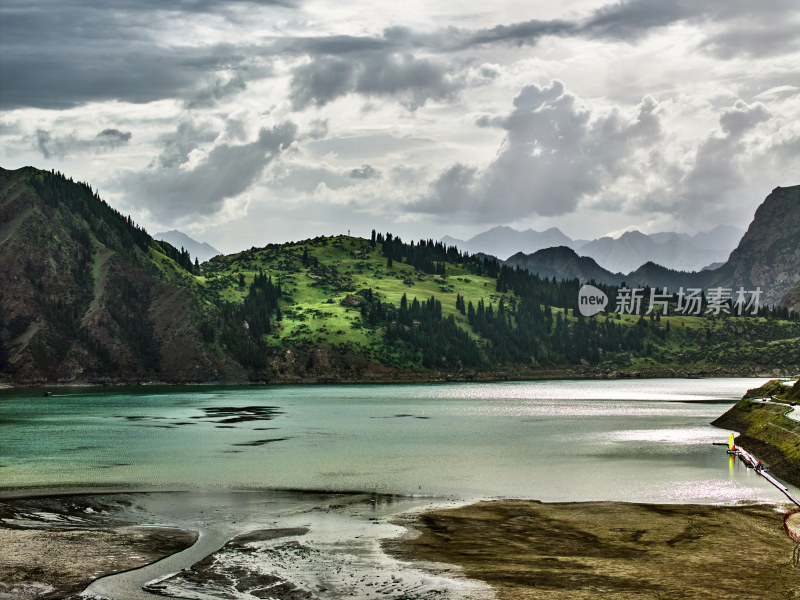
713,185 -> 800,306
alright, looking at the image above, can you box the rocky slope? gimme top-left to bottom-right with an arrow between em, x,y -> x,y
710,185 -> 800,306
781,281 -> 800,314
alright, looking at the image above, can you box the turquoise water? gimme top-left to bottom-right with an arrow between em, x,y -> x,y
1,378 -> 795,503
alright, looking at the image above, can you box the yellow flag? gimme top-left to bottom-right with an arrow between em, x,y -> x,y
728,433 -> 735,450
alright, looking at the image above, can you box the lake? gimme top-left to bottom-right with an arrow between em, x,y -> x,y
1,378 -> 794,503
4,378 -> 799,600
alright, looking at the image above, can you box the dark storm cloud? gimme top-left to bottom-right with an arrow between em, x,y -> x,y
0,0 -> 280,109
276,34 -> 400,56
579,0 -> 799,48
35,128 -> 133,158
4,0 -> 796,112
462,19 -> 576,47
412,81 -> 663,223
120,122 -> 297,221
289,53 -> 461,110
453,1 -> 799,57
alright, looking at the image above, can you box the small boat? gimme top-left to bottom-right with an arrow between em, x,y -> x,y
726,433 -> 736,454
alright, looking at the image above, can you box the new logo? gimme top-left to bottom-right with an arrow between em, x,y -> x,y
578,284 -> 608,316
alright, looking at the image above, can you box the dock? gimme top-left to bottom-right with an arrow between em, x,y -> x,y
728,444 -> 800,507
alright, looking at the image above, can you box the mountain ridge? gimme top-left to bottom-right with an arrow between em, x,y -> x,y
504,185 -> 799,307
443,224 -> 743,272
1,167 -> 798,385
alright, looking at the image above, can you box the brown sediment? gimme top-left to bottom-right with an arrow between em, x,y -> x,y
0,525 -> 197,600
387,500 -> 800,600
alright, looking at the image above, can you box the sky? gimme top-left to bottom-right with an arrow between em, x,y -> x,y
1,0 -> 799,254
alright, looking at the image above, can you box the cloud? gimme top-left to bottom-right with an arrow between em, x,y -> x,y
263,161 -> 382,195
4,0 -> 798,112
718,100 -> 770,136
669,101 -> 773,212
0,1 -> 280,109
289,57 -> 357,109
120,122 -> 297,222
268,164 -> 354,194
462,19 -> 576,48
412,81 -> 663,223
35,128 -> 132,158
579,0 -> 800,56
616,97 -> 796,230
306,133 -> 432,160
306,119 -> 329,140
152,120 -> 220,169
350,164 -> 380,180
289,53 -> 462,111
701,21 -> 800,59
185,74 -> 248,108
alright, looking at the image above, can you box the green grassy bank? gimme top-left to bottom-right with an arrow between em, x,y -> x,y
712,379 -> 800,488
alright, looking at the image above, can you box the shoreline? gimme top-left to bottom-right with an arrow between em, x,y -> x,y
1,368 -> 793,390
2,490 -> 799,600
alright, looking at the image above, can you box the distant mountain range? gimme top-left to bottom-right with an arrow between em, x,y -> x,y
155,229 -> 220,262
442,225 -> 744,273
503,185 -> 800,307
441,227 -> 578,263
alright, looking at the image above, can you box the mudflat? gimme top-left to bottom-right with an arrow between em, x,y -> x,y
0,494 -> 198,600
388,500 -> 800,600
2,494 -> 799,599
0,527 -> 197,600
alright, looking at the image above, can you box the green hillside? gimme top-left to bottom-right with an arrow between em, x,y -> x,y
184,233 -> 800,380
1,166 -> 799,385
